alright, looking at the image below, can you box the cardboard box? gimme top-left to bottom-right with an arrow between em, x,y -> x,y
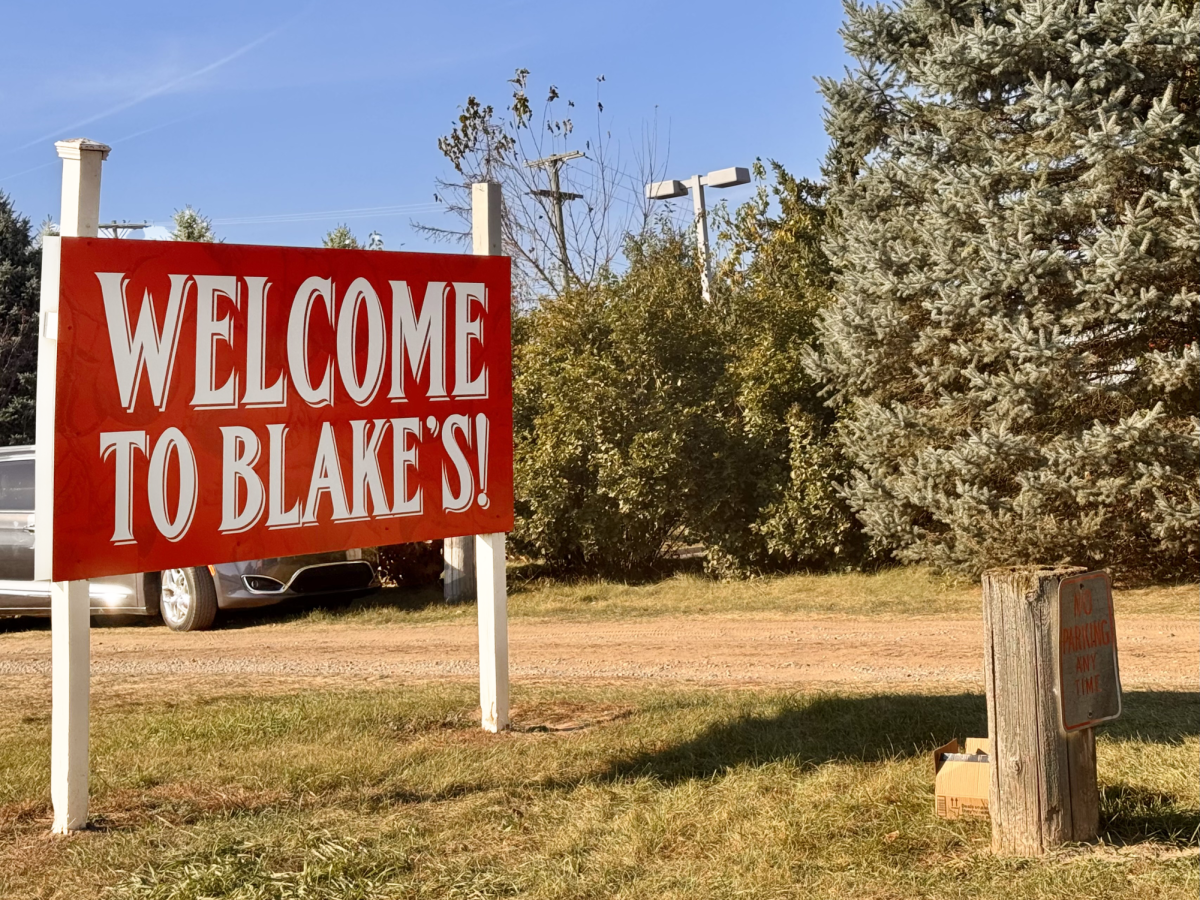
933,737 -> 990,820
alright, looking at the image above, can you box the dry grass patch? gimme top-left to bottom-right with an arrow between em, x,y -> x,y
0,683 -> 1195,899
213,567 -> 1194,631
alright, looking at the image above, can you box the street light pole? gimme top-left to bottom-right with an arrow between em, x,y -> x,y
646,166 -> 750,303
686,174 -> 711,301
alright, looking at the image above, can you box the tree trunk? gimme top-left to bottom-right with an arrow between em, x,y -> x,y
982,565 -> 1100,856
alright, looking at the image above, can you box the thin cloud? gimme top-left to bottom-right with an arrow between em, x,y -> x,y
107,112 -> 204,148
1,113 -> 202,183
12,7 -> 310,154
0,160 -> 55,184
213,202 -> 442,227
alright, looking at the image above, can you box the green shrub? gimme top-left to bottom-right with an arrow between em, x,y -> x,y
710,166 -> 870,573
512,178 -> 868,577
512,228 -> 737,574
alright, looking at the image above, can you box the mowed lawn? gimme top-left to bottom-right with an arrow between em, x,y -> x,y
0,569 -> 1196,898
0,683 -> 1196,899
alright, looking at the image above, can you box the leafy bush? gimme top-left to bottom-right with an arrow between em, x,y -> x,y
711,166 -> 869,573
512,227 -> 738,575
375,541 -> 443,588
512,177 -> 867,577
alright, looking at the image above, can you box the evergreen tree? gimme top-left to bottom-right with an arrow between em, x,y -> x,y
0,192 -> 40,445
323,224 -> 361,249
813,1 -> 1199,579
170,205 -> 216,242
35,216 -> 58,249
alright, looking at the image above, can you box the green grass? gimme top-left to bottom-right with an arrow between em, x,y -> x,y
1,683 -> 1195,898
214,568 -> 1196,631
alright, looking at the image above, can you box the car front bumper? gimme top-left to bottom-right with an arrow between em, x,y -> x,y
212,550 -> 380,610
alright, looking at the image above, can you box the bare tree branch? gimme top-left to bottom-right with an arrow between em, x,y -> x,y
417,69 -> 669,305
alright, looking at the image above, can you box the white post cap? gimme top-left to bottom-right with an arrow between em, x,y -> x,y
55,139 -> 112,161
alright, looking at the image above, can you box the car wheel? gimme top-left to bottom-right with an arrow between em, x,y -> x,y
160,567 -> 218,632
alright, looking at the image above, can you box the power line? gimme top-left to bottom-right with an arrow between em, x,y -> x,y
210,201 -> 441,227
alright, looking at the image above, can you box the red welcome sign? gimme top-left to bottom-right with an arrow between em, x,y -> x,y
50,238 -> 512,581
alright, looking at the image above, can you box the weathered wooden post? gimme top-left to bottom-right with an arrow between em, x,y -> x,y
982,565 -> 1106,855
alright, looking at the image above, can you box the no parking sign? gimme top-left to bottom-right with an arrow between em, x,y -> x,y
1057,571 -> 1121,732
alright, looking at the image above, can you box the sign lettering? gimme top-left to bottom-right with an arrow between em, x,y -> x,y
1057,571 -> 1122,732
51,238 -> 513,581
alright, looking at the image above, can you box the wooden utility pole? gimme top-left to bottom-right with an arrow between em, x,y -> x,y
526,150 -> 583,291
982,565 -> 1100,855
98,221 -> 148,239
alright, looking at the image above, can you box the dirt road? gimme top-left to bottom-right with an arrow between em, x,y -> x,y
1,612 -> 1194,698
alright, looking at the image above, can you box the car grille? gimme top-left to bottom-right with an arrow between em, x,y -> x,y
288,561 -> 375,594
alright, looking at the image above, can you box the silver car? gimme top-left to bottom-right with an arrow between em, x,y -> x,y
0,445 -> 379,631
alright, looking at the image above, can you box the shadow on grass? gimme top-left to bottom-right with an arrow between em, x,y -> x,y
507,555 -> 708,589
213,585 -> 451,630
601,692 -> 990,783
603,690 -> 1199,783
1103,690 -> 1200,744
595,690 -> 1198,844
0,616 -> 49,633
1101,784 -> 1200,846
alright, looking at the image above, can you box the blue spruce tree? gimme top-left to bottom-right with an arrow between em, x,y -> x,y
812,1 -> 1198,579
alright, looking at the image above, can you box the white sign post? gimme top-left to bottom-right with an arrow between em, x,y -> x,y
38,138 -> 110,832
476,530 -> 509,731
36,153 -> 513,833
471,181 -> 509,732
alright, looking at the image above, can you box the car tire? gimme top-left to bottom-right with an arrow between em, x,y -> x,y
160,567 -> 218,632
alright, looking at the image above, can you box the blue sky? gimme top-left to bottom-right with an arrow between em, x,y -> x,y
1,1 -> 851,250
